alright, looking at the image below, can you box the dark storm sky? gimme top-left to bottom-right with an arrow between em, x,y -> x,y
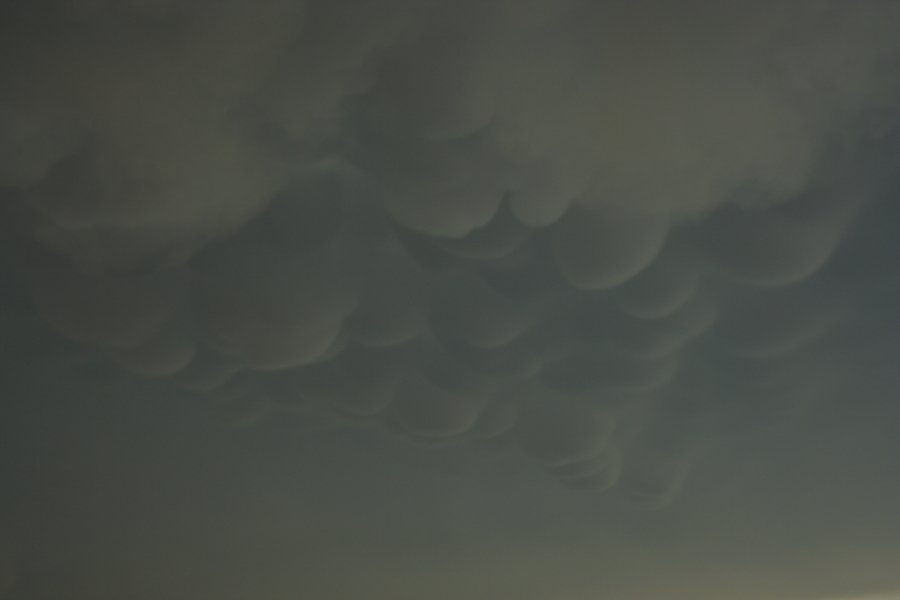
2,1 -> 900,598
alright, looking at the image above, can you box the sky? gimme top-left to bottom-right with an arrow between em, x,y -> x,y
2,1 -> 900,598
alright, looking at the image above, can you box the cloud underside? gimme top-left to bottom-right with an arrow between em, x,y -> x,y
2,1 -> 900,598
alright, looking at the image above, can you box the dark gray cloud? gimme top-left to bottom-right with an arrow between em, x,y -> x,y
3,1 -> 900,598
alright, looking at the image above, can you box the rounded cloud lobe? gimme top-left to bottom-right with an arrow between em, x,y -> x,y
3,1 -> 900,597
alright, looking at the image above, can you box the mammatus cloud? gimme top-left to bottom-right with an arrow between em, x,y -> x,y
2,0 -> 900,598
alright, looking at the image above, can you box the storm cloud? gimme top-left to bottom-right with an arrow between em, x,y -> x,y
3,1 -> 900,598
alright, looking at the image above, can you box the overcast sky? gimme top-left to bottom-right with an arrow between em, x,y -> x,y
3,1 -> 900,598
